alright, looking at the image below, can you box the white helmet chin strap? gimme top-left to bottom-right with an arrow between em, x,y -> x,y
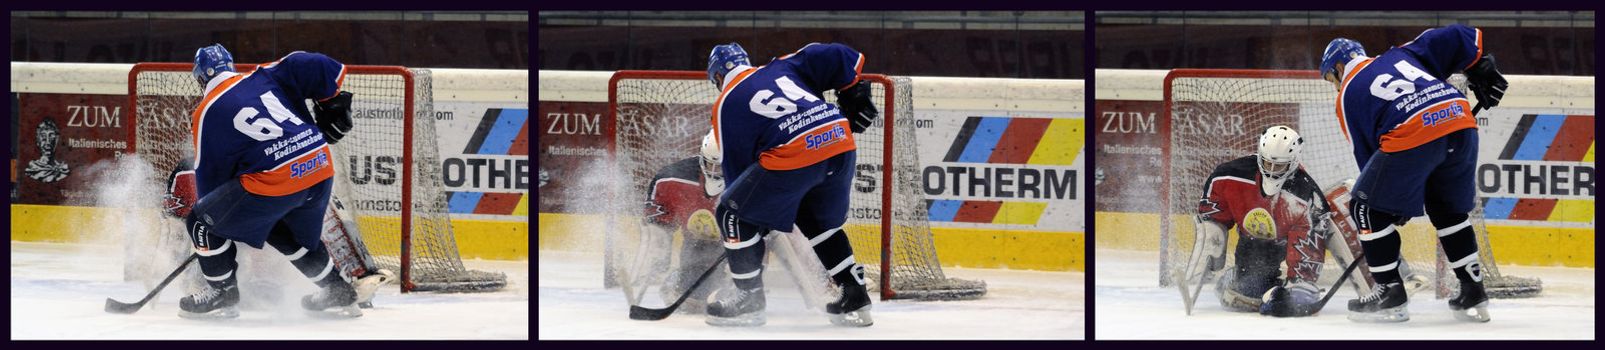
1259,172 -> 1287,197
704,175 -> 724,197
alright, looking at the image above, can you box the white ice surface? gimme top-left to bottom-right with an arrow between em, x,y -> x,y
537,249 -> 1084,339
10,241 -> 529,339
1094,248 -> 1595,340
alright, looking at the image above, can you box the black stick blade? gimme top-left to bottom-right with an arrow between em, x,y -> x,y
629,305 -> 673,321
105,298 -> 143,314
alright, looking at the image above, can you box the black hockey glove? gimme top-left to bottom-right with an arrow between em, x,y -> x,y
836,81 -> 878,134
1463,53 -> 1507,115
314,91 -> 355,144
1259,281 -> 1320,317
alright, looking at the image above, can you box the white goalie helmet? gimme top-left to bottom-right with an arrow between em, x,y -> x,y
1256,125 -> 1303,196
700,131 -> 724,197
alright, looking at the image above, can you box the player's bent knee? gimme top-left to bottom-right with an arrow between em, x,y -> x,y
1425,209 -> 1470,230
1350,198 -> 1405,238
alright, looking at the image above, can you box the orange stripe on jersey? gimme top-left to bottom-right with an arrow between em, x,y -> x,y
758,120 -> 856,171
239,145 -> 335,196
710,67 -> 758,147
191,74 -> 248,153
1379,98 -> 1477,153
838,53 -> 865,91
1465,28 -> 1484,71
318,64 -> 348,102
1334,58 -> 1375,144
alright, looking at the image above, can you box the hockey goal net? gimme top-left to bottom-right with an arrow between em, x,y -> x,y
1158,69 -> 1540,298
128,63 -> 506,293
606,70 -> 986,300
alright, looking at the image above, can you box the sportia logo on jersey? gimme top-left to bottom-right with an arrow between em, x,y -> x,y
1421,101 -> 1467,127
804,124 -> 847,150
289,152 -> 330,178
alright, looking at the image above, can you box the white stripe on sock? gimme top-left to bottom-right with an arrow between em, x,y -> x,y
1368,260 -> 1399,273
730,267 -> 761,280
195,240 -> 233,257
307,258 -> 334,281
204,269 -> 234,282
1437,220 -> 1472,237
827,256 -> 857,276
284,247 -> 308,261
724,235 -> 760,250
809,227 -> 842,247
1359,225 -> 1396,241
1449,254 -> 1481,268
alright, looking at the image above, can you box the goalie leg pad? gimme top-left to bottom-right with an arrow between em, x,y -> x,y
1214,270 -> 1261,312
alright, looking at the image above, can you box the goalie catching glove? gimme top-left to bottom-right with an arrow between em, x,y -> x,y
1463,53 -> 1507,114
836,81 -> 878,133
313,91 -> 356,144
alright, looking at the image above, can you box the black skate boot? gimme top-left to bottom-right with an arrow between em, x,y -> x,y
825,283 -> 873,327
303,279 -> 361,318
179,283 -> 240,319
1448,280 -> 1491,322
1347,282 -> 1409,322
705,287 -> 765,327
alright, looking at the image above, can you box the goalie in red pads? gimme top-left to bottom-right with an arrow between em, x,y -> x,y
1182,126 -> 1408,317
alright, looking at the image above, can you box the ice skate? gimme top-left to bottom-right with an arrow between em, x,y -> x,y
825,283 -> 873,327
178,283 -> 240,320
1348,282 -> 1409,322
303,280 -> 362,318
705,287 -> 765,327
1448,279 -> 1491,322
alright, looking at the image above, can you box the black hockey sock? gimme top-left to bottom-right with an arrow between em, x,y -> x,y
1352,200 -> 1403,285
1359,228 -> 1403,285
1431,213 -> 1484,284
718,208 -> 766,291
187,215 -> 237,288
803,227 -> 866,287
267,228 -> 346,287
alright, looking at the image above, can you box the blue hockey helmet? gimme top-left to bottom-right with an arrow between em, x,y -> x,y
706,42 -> 750,89
193,43 -> 236,86
1319,38 -> 1365,83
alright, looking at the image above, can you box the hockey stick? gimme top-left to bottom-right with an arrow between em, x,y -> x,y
106,253 -> 198,314
629,251 -> 729,321
1176,268 -> 1214,316
1313,252 -> 1366,311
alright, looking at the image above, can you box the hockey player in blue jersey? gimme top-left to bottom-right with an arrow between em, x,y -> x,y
176,44 -> 361,319
703,42 -> 879,327
1319,24 -> 1507,323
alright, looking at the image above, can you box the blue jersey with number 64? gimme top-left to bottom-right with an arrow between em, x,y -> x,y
192,51 -> 346,198
712,43 -> 866,178
1336,24 -> 1484,167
